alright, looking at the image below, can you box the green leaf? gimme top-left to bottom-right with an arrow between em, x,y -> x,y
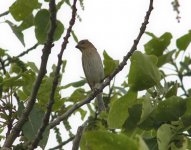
54,20 -> 64,41
64,0 -> 71,6
170,135 -> 188,150
27,62 -> 39,72
139,115 -> 157,130
157,124 -> 175,150
62,79 -> 86,89
165,83 -> 178,98
136,135 -> 149,150
187,138 -> 191,150
0,128 -> 5,140
144,32 -> 172,56
6,21 -> 25,46
9,0 -> 41,21
181,98 -> 191,127
145,32 -> 157,38
22,70 -> 36,96
108,90 -> 137,128
10,57 -> 27,72
123,104 -> 142,133
18,14 -> 34,31
138,97 -> 154,125
10,63 -> 22,74
140,96 -> 186,130
144,137 -> 158,150
152,96 -> 186,121
0,77 -> 3,98
128,51 -> 161,91
17,90 -> 28,101
138,96 -> 157,130
0,112 -> 8,120
3,75 -> 25,88
56,0 -> 65,10
71,30 -> 79,43
34,9 -> 50,44
78,108 -> 87,120
34,10 -> 64,44
37,76 -> 54,105
56,0 -> 71,9
176,30 -> 191,51
62,60 -> 67,73
17,101 -> 25,117
157,50 -> 175,67
52,98 -> 65,111
68,88 -> 87,102
0,48 -> 7,57
103,51 -> 119,77
22,104 -> 49,148
80,130 -> 137,150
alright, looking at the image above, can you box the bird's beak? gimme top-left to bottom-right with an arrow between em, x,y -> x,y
76,44 -> 82,52
75,44 -> 79,49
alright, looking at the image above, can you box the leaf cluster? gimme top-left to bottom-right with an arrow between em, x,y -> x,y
0,0 -> 191,150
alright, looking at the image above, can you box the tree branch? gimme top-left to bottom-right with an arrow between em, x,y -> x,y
171,60 -> 189,97
0,11 -> 9,18
0,43 -> 39,70
50,0 -> 154,128
15,43 -> 39,58
3,0 -> 57,148
29,0 -> 78,149
72,120 -> 88,150
0,58 -> 7,74
0,57 -> 16,141
49,136 -> 74,150
72,127 -> 84,150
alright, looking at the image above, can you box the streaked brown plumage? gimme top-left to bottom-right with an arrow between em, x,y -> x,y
76,39 -> 106,112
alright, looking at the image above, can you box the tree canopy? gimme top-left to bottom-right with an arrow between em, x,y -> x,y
0,0 -> 191,150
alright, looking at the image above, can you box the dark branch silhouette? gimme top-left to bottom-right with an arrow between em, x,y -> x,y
72,120 -> 88,150
29,0 -> 78,149
3,0 -> 57,148
1,43 -> 39,70
72,126 -> 85,150
49,136 -> 74,150
0,10 -> 9,18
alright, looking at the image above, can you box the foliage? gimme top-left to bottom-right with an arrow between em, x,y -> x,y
0,0 -> 191,150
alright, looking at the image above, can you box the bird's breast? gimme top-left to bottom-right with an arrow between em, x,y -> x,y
82,50 -> 104,87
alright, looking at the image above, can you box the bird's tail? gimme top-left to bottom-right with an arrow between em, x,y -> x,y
96,93 -> 106,112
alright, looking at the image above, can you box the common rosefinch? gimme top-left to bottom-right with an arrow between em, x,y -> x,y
76,39 -> 106,112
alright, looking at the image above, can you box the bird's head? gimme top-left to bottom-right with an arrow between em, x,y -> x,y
76,39 -> 95,52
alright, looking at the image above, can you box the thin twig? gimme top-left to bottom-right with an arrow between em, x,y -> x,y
0,11 -> 9,18
0,57 -> 16,144
171,60 -> 189,97
16,43 -> 39,58
5,89 -> 13,139
50,0 -> 154,128
29,0 -> 78,149
171,0 -> 181,22
49,136 -> 75,150
107,78 -> 115,100
1,43 -> 39,70
72,120 -> 88,150
0,58 -> 7,74
72,126 -> 85,150
0,58 -> 13,138
3,0 -> 57,148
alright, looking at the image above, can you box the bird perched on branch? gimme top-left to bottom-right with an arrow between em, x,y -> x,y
76,39 -> 106,112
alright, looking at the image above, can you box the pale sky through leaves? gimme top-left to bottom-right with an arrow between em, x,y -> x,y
0,0 -> 191,149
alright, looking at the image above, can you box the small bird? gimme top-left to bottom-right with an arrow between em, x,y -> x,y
76,39 -> 106,112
